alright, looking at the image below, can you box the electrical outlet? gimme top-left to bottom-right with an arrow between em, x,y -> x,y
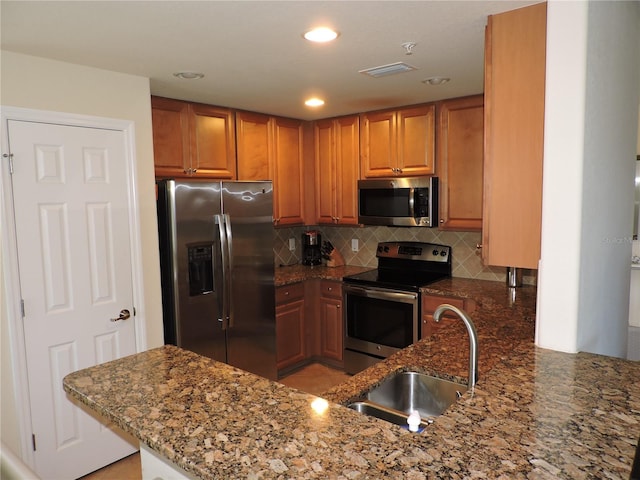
288,237 -> 296,251
351,239 -> 359,252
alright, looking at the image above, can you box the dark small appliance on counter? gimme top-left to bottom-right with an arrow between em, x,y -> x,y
302,230 -> 322,266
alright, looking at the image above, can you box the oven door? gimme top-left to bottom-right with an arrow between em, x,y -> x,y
343,284 -> 419,364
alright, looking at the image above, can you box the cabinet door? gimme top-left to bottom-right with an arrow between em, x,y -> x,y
275,283 -> 306,371
273,117 -> 305,226
437,96 -> 484,231
151,96 -> 190,177
314,119 -> 336,224
319,281 -> 343,364
482,3 -> 546,268
397,105 -> 436,176
189,104 -> 236,179
360,110 -> 396,178
315,116 -> 359,225
276,299 -> 306,371
236,111 -> 272,181
334,116 -> 360,225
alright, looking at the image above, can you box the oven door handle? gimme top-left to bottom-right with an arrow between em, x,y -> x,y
344,285 -> 418,303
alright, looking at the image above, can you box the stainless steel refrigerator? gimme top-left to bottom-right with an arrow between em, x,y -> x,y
156,179 -> 276,380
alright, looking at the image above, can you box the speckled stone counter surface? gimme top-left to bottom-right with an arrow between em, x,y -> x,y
64,278 -> 640,479
275,264 -> 372,286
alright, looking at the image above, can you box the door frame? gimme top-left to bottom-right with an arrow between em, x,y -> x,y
0,106 -> 148,468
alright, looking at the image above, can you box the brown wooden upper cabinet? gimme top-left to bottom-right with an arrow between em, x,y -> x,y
314,116 -> 360,225
236,111 -> 305,226
482,2 -> 546,269
437,95 -> 484,231
360,104 -> 436,178
151,96 -> 236,179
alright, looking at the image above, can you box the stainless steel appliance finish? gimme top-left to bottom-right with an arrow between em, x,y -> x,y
157,179 -> 276,380
358,176 -> 438,227
343,241 -> 452,374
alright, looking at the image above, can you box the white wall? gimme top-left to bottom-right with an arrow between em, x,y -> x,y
537,1 -> 640,356
0,51 -> 164,452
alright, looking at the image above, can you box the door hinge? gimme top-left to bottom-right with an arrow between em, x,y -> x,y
20,299 -> 25,318
2,153 -> 14,174
32,433 -> 36,451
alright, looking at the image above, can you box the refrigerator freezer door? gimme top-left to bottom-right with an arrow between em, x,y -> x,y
222,181 -> 276,380
168,181 -> 227,362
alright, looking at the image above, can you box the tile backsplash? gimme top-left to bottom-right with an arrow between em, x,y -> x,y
275,225 -> 537,285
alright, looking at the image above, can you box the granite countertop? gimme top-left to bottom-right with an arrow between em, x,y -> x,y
63,278 -> 640,479
275,264 -> 372,286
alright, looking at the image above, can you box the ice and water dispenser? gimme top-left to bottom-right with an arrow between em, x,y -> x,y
187,243 -> 214,296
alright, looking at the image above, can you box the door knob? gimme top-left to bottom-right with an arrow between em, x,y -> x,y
110,309 -> 131,322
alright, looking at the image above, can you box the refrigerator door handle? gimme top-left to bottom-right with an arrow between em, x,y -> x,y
222,213 -> 234,329
214,214 -> 228,328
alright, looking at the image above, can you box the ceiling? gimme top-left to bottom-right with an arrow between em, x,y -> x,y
1,0 -> 538,120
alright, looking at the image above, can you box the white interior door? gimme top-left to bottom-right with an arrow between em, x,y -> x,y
7,119 -> 138,478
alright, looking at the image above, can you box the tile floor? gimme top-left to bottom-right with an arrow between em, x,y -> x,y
80,363 -> 349,480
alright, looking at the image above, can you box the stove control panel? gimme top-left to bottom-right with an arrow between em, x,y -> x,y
377,241 -> 450,263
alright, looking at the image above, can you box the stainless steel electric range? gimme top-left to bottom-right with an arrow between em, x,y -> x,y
342,241 -> 452,374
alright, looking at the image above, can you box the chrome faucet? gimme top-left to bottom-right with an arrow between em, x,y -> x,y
433,304 -> 479,388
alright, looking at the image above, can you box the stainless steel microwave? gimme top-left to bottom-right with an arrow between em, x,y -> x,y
358,177 -> 438,227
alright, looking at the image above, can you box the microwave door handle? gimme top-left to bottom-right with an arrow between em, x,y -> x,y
408,187 -> 415,217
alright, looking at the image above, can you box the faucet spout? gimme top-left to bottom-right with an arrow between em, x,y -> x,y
433,303 -> 479,388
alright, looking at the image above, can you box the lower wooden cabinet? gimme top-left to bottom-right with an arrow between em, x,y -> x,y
275,279 -> 345,374
421,294 -> 476,339
318,280 -> 343,366
275,283 -> 306,371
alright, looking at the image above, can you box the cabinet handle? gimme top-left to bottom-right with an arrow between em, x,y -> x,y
284,291 -> 289,296
440,219 -> 444,223
327,287 -> 332,292
476,244 -> 483,250
337,305 -> 341,308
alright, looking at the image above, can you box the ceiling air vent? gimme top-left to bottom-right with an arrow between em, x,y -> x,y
359,62 -> 418,78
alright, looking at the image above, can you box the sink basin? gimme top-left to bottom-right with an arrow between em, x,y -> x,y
368,371 -> 467,419
348,401 -> 430,431
348,371 -> 467,429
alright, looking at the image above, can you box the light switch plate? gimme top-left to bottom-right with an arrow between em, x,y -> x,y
351,239 -> 359,252
288,237 -> 296,251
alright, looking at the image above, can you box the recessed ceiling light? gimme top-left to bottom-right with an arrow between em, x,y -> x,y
173,72 -> 204,80
422,76 -> 450,86
303,27 -> 339,43
305,98 -> 325,107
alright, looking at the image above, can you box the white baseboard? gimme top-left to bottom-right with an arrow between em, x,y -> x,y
628,326 -> 640,361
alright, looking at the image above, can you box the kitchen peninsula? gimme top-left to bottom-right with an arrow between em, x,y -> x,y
64,278 -> 639,479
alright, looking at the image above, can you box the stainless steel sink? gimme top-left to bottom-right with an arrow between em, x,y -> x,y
348,400 -> 431,431
347,371 -> 467,430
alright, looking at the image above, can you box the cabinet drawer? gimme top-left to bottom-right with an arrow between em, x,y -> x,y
319,280 -> 342,299
276,282 -> 304,304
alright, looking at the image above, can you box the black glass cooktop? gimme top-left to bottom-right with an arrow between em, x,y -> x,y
342,268 -> 449,292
